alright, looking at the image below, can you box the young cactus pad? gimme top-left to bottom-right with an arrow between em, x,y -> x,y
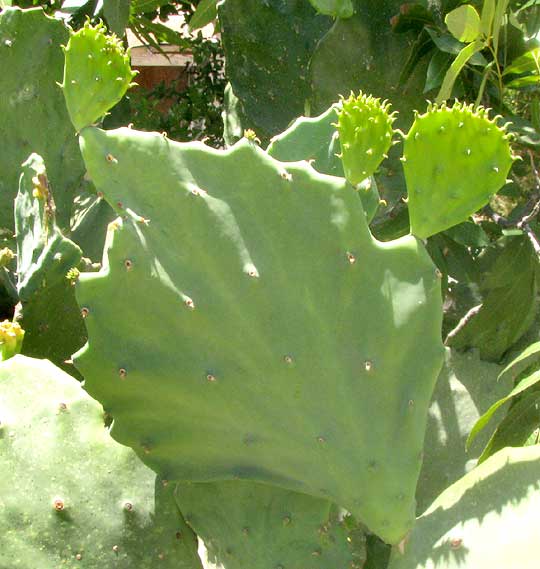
0,355 -> 202,569
175,481 -> 364,569
388,446 -> 540,569
336,91 -> 396,186
403,102 -> 514,239
75,126 -> 444,544
62,21 -> 136,131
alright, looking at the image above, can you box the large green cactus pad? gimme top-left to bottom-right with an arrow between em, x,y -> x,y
266,104 -> 379,222
0,355 -> 203,569
388,446 -> 540,569
176,481 -> 365,569
0,7 -> 84,232
62,20 -> 136,132
404,102 -> 514,238
75,126 -> 444,544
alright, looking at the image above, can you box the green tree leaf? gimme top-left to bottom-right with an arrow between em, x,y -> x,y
436,39 -> 484,102
504,47 -> 540,75
103,0 -> 130,36
498,341 -> 540,384
467,369 -> 540,449
445,5 -> 481,42
189,0 -> 218,31
478,390 -> 540,463
447,236 -> 538,361
308,0 -> 354,18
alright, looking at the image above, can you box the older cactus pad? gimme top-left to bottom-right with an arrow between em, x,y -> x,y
337,92 -> 396,186
218,0 -> 332,139
15,154 -> 82,301
62,20 -> 136,131
388,446 -> 540,569
267,105 -> 380,222
14,154 -> 86,372
0,7 -> 84,232
75,126 -> 444,544
404,102 -> 514,239
0,355 -> 203,569
176,481 -> 365,569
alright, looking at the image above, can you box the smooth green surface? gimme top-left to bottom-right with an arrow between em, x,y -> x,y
309,0 -> 428,121
218,0 -> 332,139
75,126 -> 444,544
70,180 -> 117,262
0,355 -> 203,569
266,105 -> 379,222
103,0 -> 130,36
267,106 -> 343,176
62,21 -> 136,131
445,5 -> 481,43
389,446 -> 540,569
14,154 -> 86,373
417,349 -> 509,513
404,103 -> 514,238
0,7 -> 84,232
176,481 -> 365,569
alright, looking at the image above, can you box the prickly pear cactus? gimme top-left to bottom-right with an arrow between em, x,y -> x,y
266,104 -> 379,222
74,125 -> 444,544
336,92 -> 396,186
218,0 -> 332,139
388,446 -> 540,569
70,179 -> 117,262
0,355 -> 203,569
0,320 -> 24,361
62,20 -> 136,131
14,154 -> 86,373
0,7 -> 84,232
176,481 -> 366,569
403,102 -> 514,239
309,0 -> 428,121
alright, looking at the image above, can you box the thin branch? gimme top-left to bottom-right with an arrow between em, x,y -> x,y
444,304 -> 483,346
521,224 -> 540,258
528,150 -> 540,193
485,160 -> 540,259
